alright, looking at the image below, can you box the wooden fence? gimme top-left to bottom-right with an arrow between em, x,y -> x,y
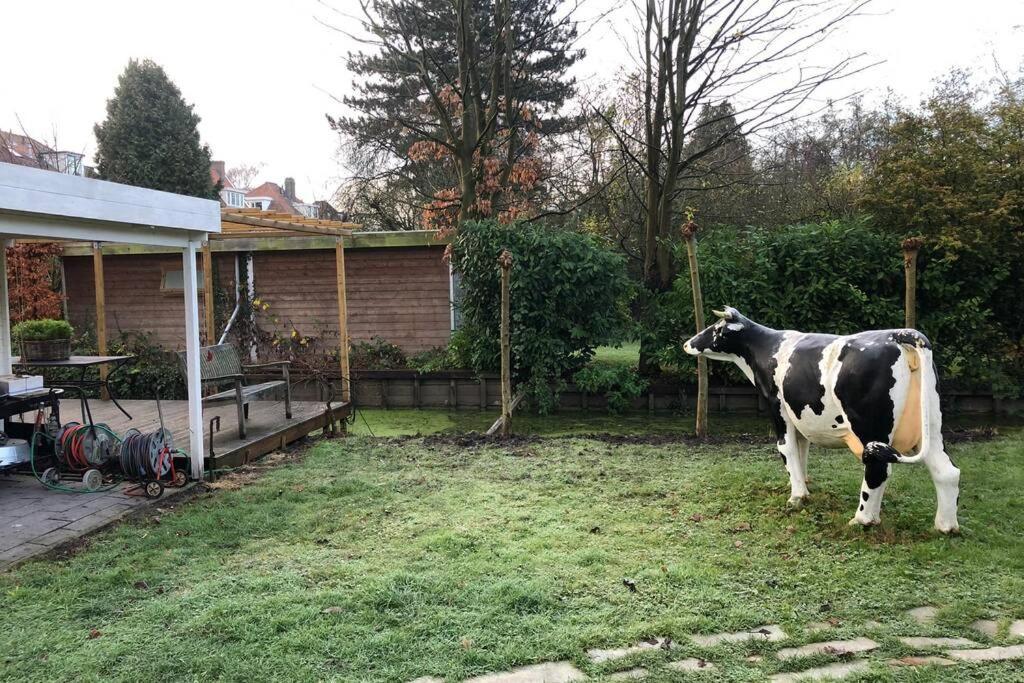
266,370 -> 1022,415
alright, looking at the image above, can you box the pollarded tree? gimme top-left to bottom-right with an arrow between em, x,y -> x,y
327,0 -> 583,231
94,59 -> 218,198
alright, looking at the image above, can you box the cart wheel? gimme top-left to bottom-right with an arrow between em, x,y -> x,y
41,467 -> 59,486
83,469 -> 103,491
144,480 -> 164,499
172,470 -> 187,487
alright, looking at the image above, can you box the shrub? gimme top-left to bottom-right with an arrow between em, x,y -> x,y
349,337 -> 407,370
12,319 -> 74,341
450,219 -> 633,412
408,346 -> 459,373
572,365 -> 648,414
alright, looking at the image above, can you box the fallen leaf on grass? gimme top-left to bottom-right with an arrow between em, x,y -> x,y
322,607 -> 345,614
733,540 -> 744,548
88,629 -> 101,639
133,580 -> 149,590
689,513 -> 704,523
732,522 -> 752,532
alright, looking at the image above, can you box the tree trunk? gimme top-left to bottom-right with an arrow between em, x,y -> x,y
498,250 -> 513,438
902,237 -> 923,329
683,223 -> 708,437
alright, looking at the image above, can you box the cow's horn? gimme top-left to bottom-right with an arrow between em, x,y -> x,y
712,309 -> 730,319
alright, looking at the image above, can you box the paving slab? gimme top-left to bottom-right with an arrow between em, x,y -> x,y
587,638 -> 669,663
408,678 -> 445,683
463,662 -> 586,683
906,606 -> 938,625
690,624 -> 787,648
608,667 -> 647,680
888,656 -> 956,667
1011,620 -> 1024,638
776,637 -> 879,661
899,636 -> 978,649
666,658 -> 715,672
945,645 -> 1024,662
769,661 -> 870,682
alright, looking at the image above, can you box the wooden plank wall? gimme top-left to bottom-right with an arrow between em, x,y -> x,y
64,253 -> 231,348
253,246 -> 450,352
63,246 -> 451,353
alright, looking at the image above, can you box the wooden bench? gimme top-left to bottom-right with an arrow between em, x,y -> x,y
178,344 -> 291,439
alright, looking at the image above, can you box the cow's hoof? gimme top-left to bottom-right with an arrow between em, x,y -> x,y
787,495 -> 808,509
935,521 -> 961,535
848,515 -> 879,528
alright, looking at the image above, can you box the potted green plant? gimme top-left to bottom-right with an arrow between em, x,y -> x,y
12,319 -> 74,362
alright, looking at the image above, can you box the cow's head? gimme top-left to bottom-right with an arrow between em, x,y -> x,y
683,306 -> 751,360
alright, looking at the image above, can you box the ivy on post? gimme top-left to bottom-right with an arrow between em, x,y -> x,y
681,219 -> 708,438
498,249 -> 513,438
902,236 -> 924,329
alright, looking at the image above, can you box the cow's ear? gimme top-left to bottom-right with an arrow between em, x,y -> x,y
725,306 -> 744,321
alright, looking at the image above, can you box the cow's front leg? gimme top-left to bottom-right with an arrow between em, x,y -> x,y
778,426 -> 809,507
849,442 -> 890,527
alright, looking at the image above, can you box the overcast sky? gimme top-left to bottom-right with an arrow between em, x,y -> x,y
3,0 -> 1023,203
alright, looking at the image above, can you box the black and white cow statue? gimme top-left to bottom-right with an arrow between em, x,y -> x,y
683,307 -> 960,533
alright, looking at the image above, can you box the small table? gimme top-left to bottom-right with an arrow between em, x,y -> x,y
12,355 -> 135,421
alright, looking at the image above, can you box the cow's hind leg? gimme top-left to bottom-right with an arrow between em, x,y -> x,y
925,448 -> 960,533
778,427 -> 809,507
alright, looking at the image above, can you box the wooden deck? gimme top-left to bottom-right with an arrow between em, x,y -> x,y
53,397 -> 349,470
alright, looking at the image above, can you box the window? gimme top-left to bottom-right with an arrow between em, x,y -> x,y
225,191 -> 245,207
161,268 -> 205,294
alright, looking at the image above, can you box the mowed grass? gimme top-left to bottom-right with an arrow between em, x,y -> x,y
2,429 -> 1023,682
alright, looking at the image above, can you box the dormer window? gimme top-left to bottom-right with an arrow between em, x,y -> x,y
222,190 -> 245,207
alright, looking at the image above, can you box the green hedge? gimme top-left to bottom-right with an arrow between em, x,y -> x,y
656,218 -> 1021,396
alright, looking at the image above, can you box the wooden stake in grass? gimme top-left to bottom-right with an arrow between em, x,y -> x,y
902,236 -> 923,329
498,249 -> 513,438
682,221 -> 708,438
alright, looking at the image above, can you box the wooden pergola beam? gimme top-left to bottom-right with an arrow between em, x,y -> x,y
202,241 -> 215,344
335,238 -> 350,403
216,212 -> 355,238
92,242 -> 108,398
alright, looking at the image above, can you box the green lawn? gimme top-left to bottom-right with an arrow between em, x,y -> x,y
592,343 -> 641,368
2,428 -> 1023,682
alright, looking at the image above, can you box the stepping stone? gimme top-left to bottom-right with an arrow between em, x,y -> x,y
899,636 -> 978,649
776,637 -> 879,660
972,619 -> 999,637
409,678 -> 445,683
945,645 -> 1024,662
769,661 -> 870,682
906,606 -> 938,624
608,668 -> 647,680
1011,620 -> 1024,638
690,624 -> 787,647
888,656 -> 956,667
666,658 -> 715,672
587,638 -> 668,663
463,662 -> 586,683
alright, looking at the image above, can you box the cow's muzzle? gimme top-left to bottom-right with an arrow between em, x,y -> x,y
683,338 -> 700,356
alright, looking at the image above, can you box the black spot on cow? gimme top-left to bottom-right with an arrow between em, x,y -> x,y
861,491 -> 869,502
835,415 -> 844,424
862,442 -> 898,490
779,453 -> 787,466
782,334 -> 835,418
831,424 -> 837,429
890,329 -> 932,349
859,504 -> 864,512
834,334 -> 900,447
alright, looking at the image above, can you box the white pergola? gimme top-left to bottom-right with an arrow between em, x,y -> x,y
0,163 -> 220,479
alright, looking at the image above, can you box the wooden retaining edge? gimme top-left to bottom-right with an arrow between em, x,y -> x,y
207,403 -> 351,471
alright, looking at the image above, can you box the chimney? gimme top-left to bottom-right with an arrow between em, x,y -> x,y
211,160 -> 226,178
284,177 -> 296,200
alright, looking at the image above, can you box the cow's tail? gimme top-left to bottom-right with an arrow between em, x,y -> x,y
864,335 -> 938,466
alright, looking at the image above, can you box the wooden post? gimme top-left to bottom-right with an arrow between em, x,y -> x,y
682,222 -> 708,438
335,237 -> 351,403
92,242 -> 109,399
202,241 -> 215,344
902,237 -> 923,329
498,250 -> 513,438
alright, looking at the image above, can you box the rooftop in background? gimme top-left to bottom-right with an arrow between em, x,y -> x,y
211,161 -> 334,221
1,130 -> 86,176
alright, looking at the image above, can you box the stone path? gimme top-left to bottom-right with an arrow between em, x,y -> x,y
410,605 -> 1024,682
0,473 -> 192,569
